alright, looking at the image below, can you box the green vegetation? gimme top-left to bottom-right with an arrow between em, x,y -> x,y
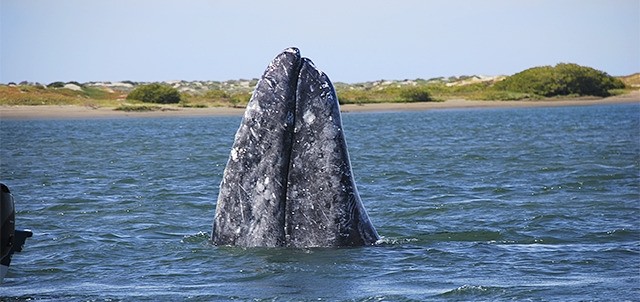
335,64 -> 628,103
126,83 -> 181,104
0,83 -> 124,107
336,77 -> 526,104
47,81 -> 66,88
337,84 -> 437,104
402,86 -> 433,102
179,89 -> 252,108
114,104 -> 162,112
1,63 -> 633,109
493,63 -> 625,97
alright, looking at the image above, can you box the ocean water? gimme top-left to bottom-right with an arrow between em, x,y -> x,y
1,103 -> 639,301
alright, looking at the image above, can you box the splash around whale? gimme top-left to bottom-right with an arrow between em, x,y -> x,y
211,47 -> 379,248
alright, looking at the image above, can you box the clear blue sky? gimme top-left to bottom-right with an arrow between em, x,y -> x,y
1,0 -> 638,84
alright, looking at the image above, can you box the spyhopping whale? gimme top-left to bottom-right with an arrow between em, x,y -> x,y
211,48 -> 379,247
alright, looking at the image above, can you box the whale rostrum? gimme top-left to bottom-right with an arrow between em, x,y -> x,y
211,48 -> 379,247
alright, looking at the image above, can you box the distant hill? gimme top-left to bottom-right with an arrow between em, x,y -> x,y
619,73 -> 640,88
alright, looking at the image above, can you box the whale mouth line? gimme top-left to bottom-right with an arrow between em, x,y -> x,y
212,47 -> 379,248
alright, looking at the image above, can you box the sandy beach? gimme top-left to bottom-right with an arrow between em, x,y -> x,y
1,90 -> 638,120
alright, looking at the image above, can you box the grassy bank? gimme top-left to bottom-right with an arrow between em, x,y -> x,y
2,71 -> 637,109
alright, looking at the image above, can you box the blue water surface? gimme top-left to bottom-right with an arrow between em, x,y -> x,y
1,103 -> 639,301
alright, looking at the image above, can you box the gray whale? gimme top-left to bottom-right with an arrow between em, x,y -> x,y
211,48 -> 379,247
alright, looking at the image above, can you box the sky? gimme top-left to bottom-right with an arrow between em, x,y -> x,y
1,0 -> 638,84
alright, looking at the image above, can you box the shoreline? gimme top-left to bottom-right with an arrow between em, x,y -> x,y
1,91 -> 638,120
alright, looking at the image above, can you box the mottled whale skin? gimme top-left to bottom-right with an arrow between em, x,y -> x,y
212,48 -> 301,247
212,48 -> 379,247
285,58 -> 379,247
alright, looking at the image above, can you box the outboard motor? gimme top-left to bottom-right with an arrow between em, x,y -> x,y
1,183 -> 32,283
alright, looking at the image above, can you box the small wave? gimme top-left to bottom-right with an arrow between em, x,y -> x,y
528,213 -> 579,223
181,231 -> 210,244
351,295 -> 422,302
574,228 -> 640,244
374,236 -> 419,246
438,284 -> 506,298
376,230 -> 506,245
431,230 -> 503,242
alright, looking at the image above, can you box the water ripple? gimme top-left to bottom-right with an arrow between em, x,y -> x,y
1,105 -> 639,300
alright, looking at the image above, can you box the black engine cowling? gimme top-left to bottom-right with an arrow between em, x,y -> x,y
1,183 -> 32,282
